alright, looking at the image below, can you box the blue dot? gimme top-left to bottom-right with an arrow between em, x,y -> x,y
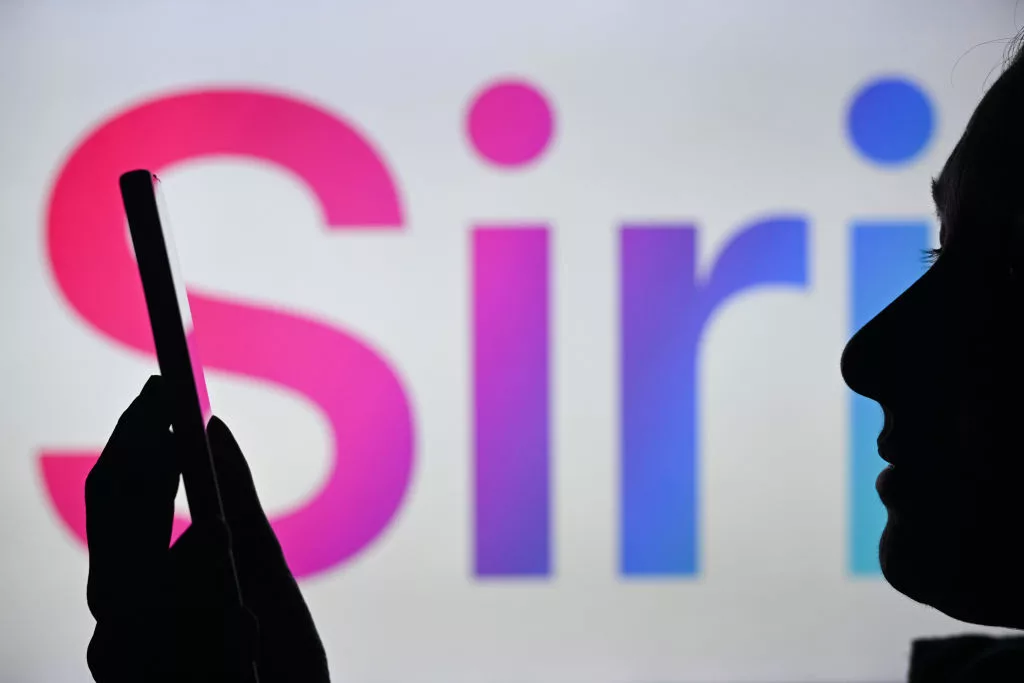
847,77 -> 935,165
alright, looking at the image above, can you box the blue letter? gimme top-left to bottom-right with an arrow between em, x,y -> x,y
849,220 -> 931,575
621,216 -> 808,575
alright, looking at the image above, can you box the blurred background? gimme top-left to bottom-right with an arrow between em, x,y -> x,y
0,1 -> 1019,681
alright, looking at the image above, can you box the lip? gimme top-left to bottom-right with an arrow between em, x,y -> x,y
876,439 -> 896,465
875,464 -> 897,503
876,466 -> 892,505
875,464 -> 894,487
875,435 -> 900,503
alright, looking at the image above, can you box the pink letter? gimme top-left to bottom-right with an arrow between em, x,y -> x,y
42,89 -> 414,578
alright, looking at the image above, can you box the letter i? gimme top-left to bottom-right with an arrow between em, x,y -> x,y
467,79 -> 557,576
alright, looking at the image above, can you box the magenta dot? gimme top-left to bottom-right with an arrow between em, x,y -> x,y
467,80 -> 554,167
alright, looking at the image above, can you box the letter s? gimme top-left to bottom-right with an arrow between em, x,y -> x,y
39,89 -> 415,578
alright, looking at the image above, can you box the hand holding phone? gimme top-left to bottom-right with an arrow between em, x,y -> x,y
85,377 -> 331,682
84,171 -> 330,682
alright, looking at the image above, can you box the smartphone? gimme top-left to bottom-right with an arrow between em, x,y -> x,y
120,170 -> 259,680
119,169 -> 222,523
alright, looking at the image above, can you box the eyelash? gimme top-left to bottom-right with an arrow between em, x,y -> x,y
922,247 -> 943,265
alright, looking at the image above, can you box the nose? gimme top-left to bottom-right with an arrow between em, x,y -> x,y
841,268 -> 944,405
840,329 -> 870,399
841,322 -> 888,402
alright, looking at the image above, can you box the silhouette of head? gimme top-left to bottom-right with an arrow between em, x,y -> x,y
842,41 -> 1024,628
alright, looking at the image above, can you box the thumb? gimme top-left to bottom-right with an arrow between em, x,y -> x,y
205,416 -> 284,563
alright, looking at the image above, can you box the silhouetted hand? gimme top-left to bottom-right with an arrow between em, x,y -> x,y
85,376 -> 329,682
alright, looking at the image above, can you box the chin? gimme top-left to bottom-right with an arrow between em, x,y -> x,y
879,516 -> 1024,629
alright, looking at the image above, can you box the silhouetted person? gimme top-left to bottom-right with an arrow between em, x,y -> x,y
842,38 -> 1024,682
85,376 -> 329,682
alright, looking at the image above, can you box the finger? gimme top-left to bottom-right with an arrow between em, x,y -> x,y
170,517 -> 262,680
206,416 -> 280,558
205,416 -> 329,681
169,516 -> 235,607
88,616 -> 172,683
86,376 -> 178,624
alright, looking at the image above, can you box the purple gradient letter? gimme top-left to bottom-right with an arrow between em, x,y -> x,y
473,227 -> 550,576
